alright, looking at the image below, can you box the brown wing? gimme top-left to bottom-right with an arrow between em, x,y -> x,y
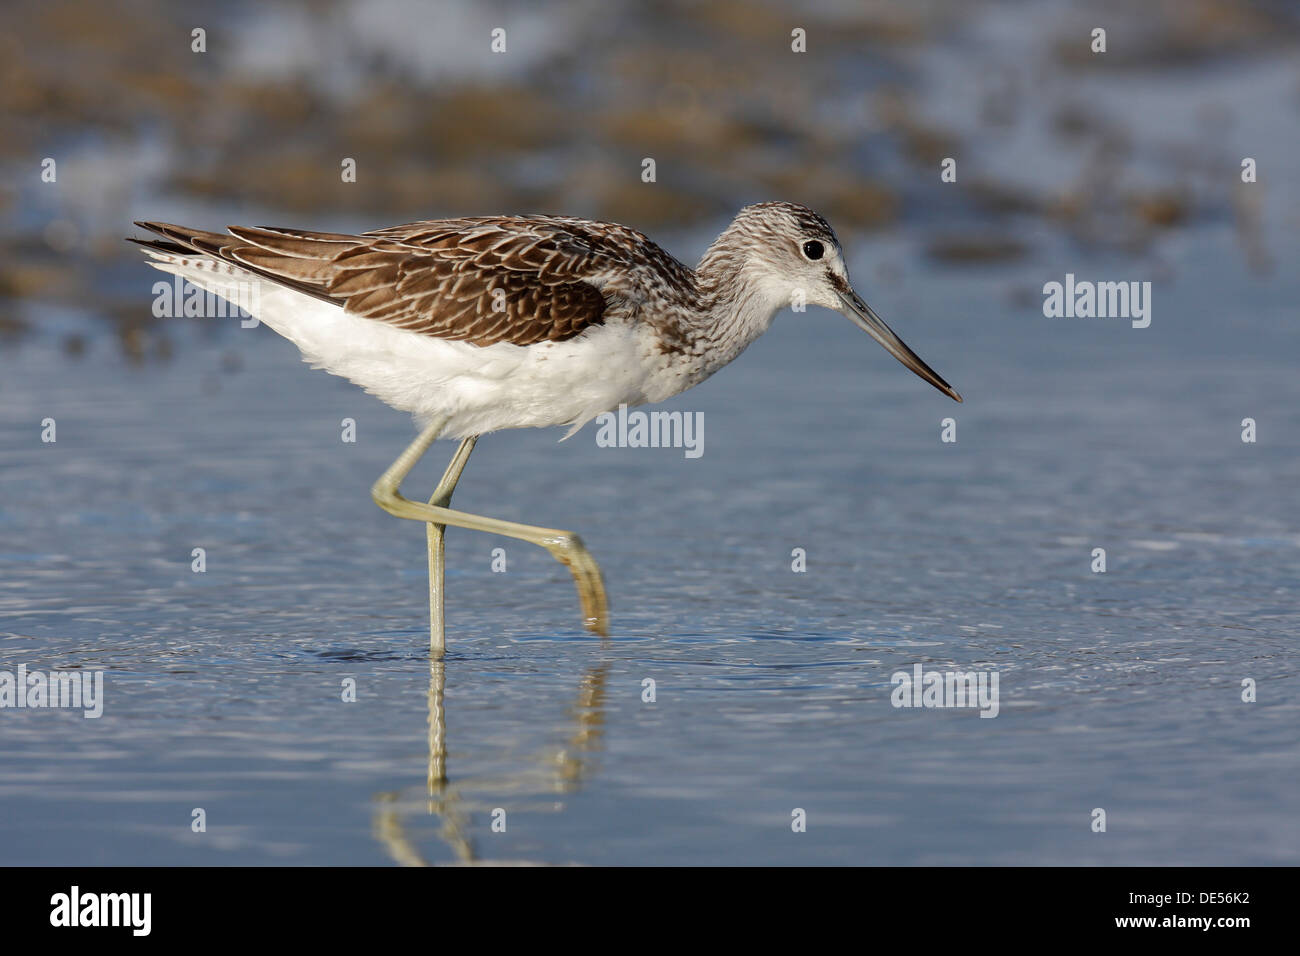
131,217 -> 664,347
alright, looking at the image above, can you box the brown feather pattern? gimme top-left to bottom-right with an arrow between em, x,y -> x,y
132,216 -> 700,349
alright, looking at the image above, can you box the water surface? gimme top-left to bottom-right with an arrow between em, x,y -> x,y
2,220 -> 1297,864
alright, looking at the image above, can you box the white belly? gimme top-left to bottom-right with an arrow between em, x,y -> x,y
148,256 -> 675,439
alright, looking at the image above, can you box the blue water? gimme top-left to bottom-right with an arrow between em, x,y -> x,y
2,217 -> 1296,864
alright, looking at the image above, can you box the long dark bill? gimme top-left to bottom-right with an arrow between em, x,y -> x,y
837,289 -> 962,402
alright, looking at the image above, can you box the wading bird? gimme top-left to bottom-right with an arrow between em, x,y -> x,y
131,202 -> 960,655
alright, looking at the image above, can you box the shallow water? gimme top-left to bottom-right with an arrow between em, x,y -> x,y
2,217 -> 1297,864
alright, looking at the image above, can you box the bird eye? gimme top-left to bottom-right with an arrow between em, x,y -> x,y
802,240 -> 824,260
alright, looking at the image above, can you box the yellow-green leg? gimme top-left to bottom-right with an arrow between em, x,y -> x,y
425,433 -> 477,657
371,419 -> 610,656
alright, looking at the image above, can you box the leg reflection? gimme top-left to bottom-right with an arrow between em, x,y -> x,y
373,660 -> 611,865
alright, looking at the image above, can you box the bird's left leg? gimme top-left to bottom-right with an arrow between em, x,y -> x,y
425,433 -> 476,657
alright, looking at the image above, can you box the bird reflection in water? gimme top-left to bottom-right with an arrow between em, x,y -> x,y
373,660 -> 609,865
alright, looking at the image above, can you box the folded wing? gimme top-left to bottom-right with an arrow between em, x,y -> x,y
131,217 -> 656,347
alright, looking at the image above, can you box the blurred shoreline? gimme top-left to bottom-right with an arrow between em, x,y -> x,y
2,0 -> 1297,362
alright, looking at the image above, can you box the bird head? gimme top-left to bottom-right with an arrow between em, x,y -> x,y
723,202 -> 961,403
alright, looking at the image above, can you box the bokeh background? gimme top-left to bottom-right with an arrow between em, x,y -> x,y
4,0 -> 1292,355
1,0 -> 1297,865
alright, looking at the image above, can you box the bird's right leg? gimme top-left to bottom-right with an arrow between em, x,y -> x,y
370,421 -> 610,652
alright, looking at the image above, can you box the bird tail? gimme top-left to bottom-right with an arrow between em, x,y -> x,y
128,222 -> 263,318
